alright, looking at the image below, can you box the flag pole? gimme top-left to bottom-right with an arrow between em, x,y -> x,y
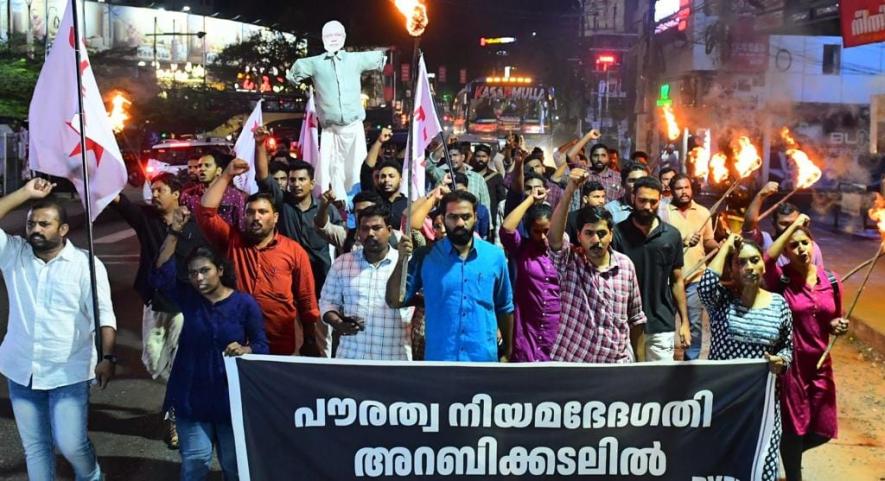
69,0 -> 103,360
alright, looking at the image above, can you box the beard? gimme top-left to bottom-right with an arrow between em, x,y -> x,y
448,225 -> 475,246
590,161 -> 606,172
671,195 -> 692,208
633,209 -> 656,225
28,234 -> 62,253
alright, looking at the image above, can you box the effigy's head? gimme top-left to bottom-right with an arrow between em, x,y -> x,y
322,21 -> 346,53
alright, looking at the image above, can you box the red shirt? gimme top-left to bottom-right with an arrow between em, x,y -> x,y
196,205 -> 319,354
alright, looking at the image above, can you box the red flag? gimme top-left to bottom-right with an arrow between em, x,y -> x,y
28,1 -> 126,221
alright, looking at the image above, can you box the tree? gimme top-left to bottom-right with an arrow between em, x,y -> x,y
0,54 -> 40,119
212,32 -> 307,96
141,86 -> 249,133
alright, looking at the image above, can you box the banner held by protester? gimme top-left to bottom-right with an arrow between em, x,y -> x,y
226,357 -> 776,480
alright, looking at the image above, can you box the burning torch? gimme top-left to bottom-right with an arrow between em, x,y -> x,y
759,128 -> 822,221
817,195 -> 885,369
685,137 -> 763,252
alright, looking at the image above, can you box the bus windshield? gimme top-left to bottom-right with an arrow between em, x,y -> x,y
456,82 -> 554,136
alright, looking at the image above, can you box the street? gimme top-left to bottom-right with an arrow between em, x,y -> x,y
0,194 -> 880,480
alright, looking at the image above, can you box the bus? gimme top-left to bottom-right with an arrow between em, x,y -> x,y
452,77 -> 556,144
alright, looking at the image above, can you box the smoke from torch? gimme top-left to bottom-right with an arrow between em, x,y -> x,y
393,0 -> 428,36
661,104 -> 680,141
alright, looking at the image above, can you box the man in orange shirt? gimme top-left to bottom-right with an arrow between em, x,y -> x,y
196,158 -> 321,355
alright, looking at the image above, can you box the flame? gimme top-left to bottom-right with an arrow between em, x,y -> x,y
780,127 -> 822,189
689,146 -> 710,179
661,104 -> 680,141
394,0 -> 429,36
870,193 -> 885,235
709,153 -> 728,183
108,93 -> 131,134
732,136 -> 761,178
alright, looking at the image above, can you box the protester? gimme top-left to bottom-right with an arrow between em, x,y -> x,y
500,185 -> 561,362
699,233 -> 793,481
454,173 -> 490,239
472,143 -> 506,239
566,180 -> 606,244
387,191 -> 514,362
0,178 -> 116,481
269,160 -> 290,192
375,159 -> 408,226
152,213 -> 268,481
604,162 -> 649,224
110,172 -> 208,449
321,205 -> 414,360
186,157 -> 201,183
548,170 -> 646,363
566,133 -> 621,202
316,189 -> 389,252
607,148 -> 621,171
197,158 -> 321,356
743,181 -> 824,267
180,151 -> 246,228
428,142 -> 492,212
360,127 -> 394,190
255,128 -> 342,301
664,174 -> 718,360
612,176 -> 690,361
630,150 -> 650,166
659,166 -> 677,205
765,214 -> 847,481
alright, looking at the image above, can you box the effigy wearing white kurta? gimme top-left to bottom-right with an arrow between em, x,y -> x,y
287,49 -> 385,198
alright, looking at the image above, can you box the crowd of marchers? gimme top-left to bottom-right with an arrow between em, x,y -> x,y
0,125 -> 866,481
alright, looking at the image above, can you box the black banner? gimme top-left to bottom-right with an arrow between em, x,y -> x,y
225,357 -> 776,480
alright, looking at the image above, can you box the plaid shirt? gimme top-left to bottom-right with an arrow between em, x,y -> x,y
319,247 -> 414,360
588,167 -> 624,203
549,238 -> 646,363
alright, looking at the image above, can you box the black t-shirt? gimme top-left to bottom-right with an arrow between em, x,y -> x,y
612,216 -> 684,333
384,194 -> 408,229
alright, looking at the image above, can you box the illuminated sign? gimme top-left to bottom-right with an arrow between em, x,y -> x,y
656,84 -> 673,107
654,0 -> 691,34
480,37 -> 517,46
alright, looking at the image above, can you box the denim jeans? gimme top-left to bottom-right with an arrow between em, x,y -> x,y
7,379 -> 102,481
177,417 -> 239,481
684,282 -> 704,360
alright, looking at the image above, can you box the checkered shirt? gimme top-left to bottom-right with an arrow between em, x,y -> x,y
587,167 -> 624,203
319,247 -> 415,360
549,238 -> 646,363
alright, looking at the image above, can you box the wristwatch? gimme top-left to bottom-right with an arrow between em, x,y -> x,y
102,354 -> 118,364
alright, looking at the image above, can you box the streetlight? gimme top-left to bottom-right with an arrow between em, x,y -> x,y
182,5 -> 190,11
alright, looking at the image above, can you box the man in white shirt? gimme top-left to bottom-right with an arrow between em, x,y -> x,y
0,178 -> 117,481
320,204 -> 414,360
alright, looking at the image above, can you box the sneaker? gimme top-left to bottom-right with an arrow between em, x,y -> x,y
164,419 -> 179,450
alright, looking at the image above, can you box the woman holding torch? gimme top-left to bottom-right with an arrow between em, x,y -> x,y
765,214 -> 847,481
698,233 -> 793,481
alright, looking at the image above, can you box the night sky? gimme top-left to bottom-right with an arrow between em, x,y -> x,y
240,0 -> 581,82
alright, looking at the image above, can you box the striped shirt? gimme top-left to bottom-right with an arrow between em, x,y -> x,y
320,247 -> 414,360
549,238 -> 646,363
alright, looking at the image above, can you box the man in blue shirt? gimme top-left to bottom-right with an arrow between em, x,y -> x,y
387,191 -> 514,362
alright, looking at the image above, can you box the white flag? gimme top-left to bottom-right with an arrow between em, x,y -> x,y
28,1 -> 126,222
402,53 -> 442,200
298,89 -> 321,195
233,100 -> 263,195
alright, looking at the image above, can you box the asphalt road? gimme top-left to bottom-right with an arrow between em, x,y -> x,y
0,213 -> 224,480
